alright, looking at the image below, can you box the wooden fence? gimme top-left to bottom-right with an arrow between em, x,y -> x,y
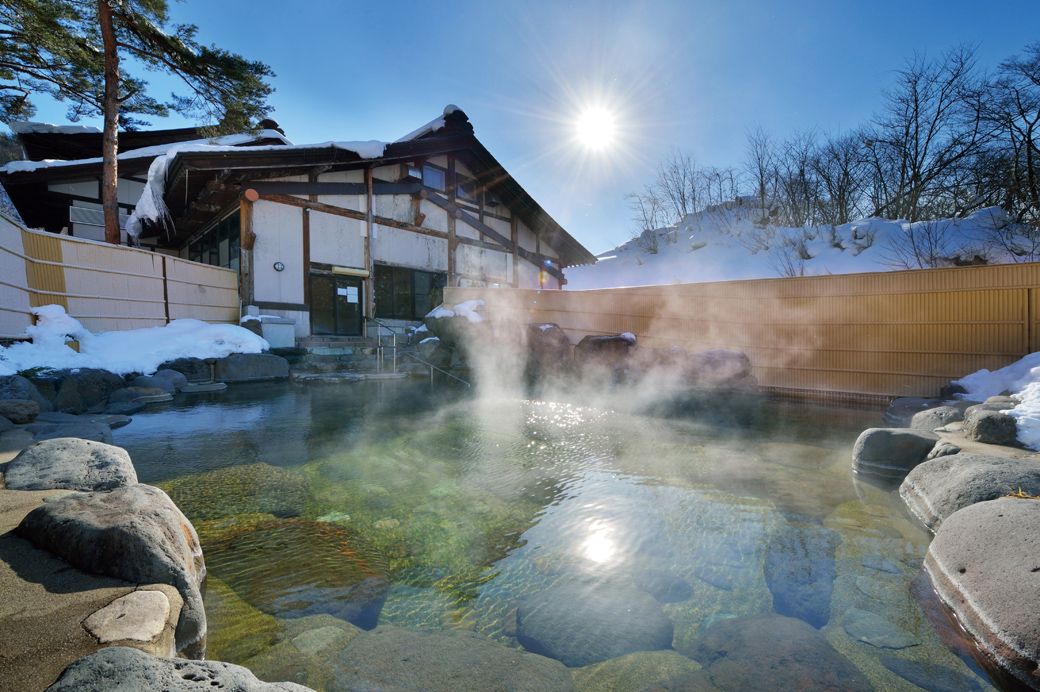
446,262 -> 1040,399
0,211 -> 238,339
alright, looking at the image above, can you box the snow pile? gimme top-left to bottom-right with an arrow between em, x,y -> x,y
0,305 -> 269,376
566,202 -> 1017,290
8,121 -> 101,135
425,299 -> 485,323
953,353 -> 1040,450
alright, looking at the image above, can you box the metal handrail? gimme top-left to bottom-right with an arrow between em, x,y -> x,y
403,351 -> 472,388
365,317 -> 401,373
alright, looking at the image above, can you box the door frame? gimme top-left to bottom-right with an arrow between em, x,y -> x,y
309,272 -> 364,336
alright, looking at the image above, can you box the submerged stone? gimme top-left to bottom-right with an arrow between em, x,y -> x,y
879,655 -> 983,692
763,520 -> 839,628
203,518 -> 389,630
685,614 -> 870,692
161,463 -> 311,521
852,428 -> 939,482
516,582 -> 674,667
572,650 -> 702,691
633,569 -> 694,604
842,608 -> 919,649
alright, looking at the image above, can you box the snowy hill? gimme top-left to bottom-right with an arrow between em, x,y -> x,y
566,201 -> 1019,290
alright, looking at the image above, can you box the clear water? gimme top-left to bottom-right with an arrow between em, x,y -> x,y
114,381 -> 996,691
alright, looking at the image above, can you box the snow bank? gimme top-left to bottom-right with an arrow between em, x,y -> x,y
0,305 -> 268,376
954,353 -> 1040,450
566,204 -> 1015,290
425,299 -> 485,323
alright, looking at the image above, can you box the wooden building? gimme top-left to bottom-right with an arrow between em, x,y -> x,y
1,107 -> 595,339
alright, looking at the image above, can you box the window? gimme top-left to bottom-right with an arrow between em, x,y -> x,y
374,264 -> 446,320
421,164 -> 446,192
187,213 -> 239,270
456,174 -> 478,203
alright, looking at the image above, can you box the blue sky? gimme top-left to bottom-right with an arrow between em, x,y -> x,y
18,0 -> 1040,253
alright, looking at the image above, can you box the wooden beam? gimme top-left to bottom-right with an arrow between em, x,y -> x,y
239,192 -> 257,307
256,191 -> 448,240
364,167 -> 374,329
511,216 -> 519,287
447,156 -> 457,286
303,172 -> 317,304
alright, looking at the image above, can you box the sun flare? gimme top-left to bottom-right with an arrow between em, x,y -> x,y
573,105 -> 618,151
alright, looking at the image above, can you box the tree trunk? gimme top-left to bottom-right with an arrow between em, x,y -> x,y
98,0 -> 120,244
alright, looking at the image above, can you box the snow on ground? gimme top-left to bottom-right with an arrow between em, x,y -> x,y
954,353 -> 1040,450
0,305 -> 268,377
426,299 -> 485,323
565,201 -> 1015,289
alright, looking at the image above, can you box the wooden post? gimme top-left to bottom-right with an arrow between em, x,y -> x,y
447,156 -> 457,286
240,189 -> 258,308
536,232 -> 543,289
364,167 -> 374,332
160,255 -> 170,324
303,172 -> 317,305
510,216 -> 519,287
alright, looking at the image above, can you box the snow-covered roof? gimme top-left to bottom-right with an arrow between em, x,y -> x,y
7,121 -> 102,135
395,104 -> 462,143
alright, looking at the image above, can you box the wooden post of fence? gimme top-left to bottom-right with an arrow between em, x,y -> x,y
161,254 -> 170,324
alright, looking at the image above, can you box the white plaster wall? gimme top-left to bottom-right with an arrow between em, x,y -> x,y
458,244 -> 509,283
117,178 -> 145,205
48,180 -> 98,198
309,210 -> 365,268
518,222 -> 538,252
252,200 -> 304,304
373,224 -> 447,271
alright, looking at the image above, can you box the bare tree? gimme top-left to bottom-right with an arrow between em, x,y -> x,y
745,127 -> 776,224
627,187 -> 665,253
655,149 -> 700,223
812,132 -> 868,226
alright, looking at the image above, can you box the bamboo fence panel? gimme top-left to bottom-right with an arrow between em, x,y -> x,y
446,262 -> 1040,398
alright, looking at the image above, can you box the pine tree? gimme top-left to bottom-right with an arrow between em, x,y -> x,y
0,0 -> 274,243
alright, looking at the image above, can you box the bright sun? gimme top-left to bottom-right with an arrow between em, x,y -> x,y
574,106 -> 618,151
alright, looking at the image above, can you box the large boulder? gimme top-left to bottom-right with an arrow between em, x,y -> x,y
909,405 -> 964,431
157,357 -> 212,383
684,614 -> 871,691
516,581 -> 674,667
161,463 -> 311,521
15,484 -> 207,656
0,398 -> 40,424
46,646 -> 311,692
330,626 -> 575,691
900,453 -> 1040,531
687,349 -> 753,387
82,586 -> 182,656
131,369 -> 188,394
526,323 -> 572,380
0,374 -> 52,411
925,497 -> 1040,689
763,520 -> 839,628
882,397 -> 944,427
28,420 -> 114,444
107,386 -> 173,406
203,518 -> 388,630
423,300 -> 487,349
963,408 -> 1020,446
51,368 -> 125,414
3,438 -> 137,491
416,336 -> 453,369
213,353 -> 290,383
574,333 -> 637,375
851,428 -> 939,482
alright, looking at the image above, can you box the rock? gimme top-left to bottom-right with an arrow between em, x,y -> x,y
925,497 -> 1040,689
685,615 -> 871,692
16,484 -> 207,656
842,608 -> 919,649
51,368 -> 125,414
910,405 -> 964,431
687,349 -> 752,386
0,374 -> 52,411
861,555 -> 903,574
104,401 -> 146,415
330,625 -> 575,691
3,438 -> 137,491
575,334 -> 637,374
883,397 -> 943,427
926,440 -> 961,460
83,589 -> 172,647
516,582 -> 674,667
46,646 -> 312,691
572,651 -> 703,691
985,395 -> 1018,408
0,398 -> 40,424
416,336 -> 453,369
157,357 -> 212,382
161,463 -> 311,521
763,521 -> 839,628
31,421 -> 114,444
34,411 -> 130,429
131,369 -> 188,394
203,518 -> 388,630
643,669 -> 721,691
213,353 -> 290,382
940,382 -> 969,398
0,416 -> 12,433
633,569 -> 693,604
180,381 -> 227,393
879,655 -> 983,692
526,323 -> 572,380
900,453 -> 1040,530
107,386 -> 173,406
851,428 -> 939,482
963,408 -> 1019,445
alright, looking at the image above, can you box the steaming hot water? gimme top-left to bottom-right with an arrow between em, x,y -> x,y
115,380 -> 997,690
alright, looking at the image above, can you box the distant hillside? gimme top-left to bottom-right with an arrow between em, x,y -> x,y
566,200 -> 1022,290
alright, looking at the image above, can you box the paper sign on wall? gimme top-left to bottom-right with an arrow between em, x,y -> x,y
336,287 -> 348,296
346,287 -> 359,303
